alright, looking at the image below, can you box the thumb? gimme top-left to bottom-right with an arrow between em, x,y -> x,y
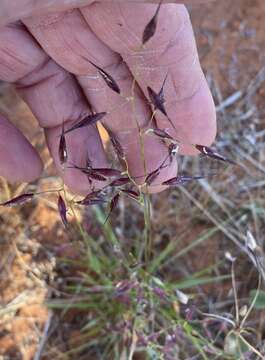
0,113 -> 43,182
0,0 -> 214,26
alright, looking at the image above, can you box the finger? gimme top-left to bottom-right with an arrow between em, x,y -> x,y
82,2 -> 216,155
0,23 -> 107,194
44,120 -> 108,194
0,1 -> 214,26
19,61 -> 109,195
24,9 -> 178,192
0,113 -> 42,182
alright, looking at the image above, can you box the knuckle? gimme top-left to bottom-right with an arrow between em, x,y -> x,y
0,24 -> 46,82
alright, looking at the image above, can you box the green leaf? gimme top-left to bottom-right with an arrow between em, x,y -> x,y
89,254 -> 102,274
148,240 -> 177,273
173,274 -> 230,290
250,290 -> 265,309
224,332 -> 250,357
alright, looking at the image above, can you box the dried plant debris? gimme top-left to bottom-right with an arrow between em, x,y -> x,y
58,194 -> 68,228
142,0 -> 163,45
64,112 -> 107,135
0,193 -> 35,207
88,60 -> 121,94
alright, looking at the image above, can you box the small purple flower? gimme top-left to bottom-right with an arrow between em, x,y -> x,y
153,287 -> 167,300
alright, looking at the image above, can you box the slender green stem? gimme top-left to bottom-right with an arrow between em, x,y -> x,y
231,261 -> 239,325
129,65 -> 153,265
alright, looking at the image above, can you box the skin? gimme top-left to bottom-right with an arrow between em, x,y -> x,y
0,0 -> 216,194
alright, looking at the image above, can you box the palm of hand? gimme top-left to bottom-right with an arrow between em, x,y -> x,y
0,0 -> 216,194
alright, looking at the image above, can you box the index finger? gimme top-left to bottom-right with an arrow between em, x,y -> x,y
0,0 -> 214,26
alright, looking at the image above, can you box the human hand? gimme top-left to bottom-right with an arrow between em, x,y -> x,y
0,0 -> 216,194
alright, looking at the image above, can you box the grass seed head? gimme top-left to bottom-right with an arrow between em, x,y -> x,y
64,112 -> 107,135
154,128 -> 173,140
142,0 -> 162,45
88,60 -> 121,94
76,198 -> 107,206
90,168 -> 122,177
110,134 -> 125,159
58,194 -> 68,228
162,175 -> 204,186
195,144 -> 236,165
59,122 -> 67,165
104,193 -> 120,224
109,177 -> 131,187
145,168 -> 161,185
1,193 -> 35,207
121,188 -> 140,199
147,86 -> 168,117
